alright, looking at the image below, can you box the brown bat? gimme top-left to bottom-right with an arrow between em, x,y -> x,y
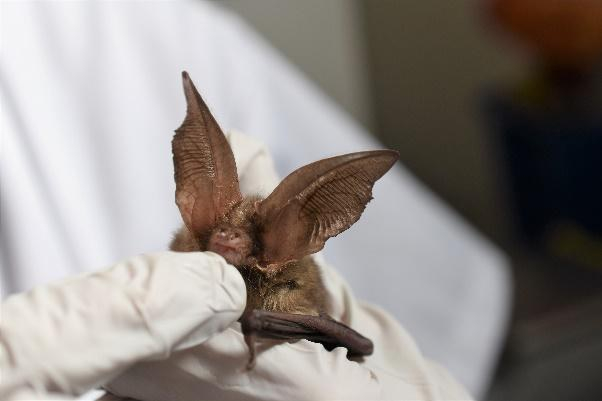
170,71 -> 398,367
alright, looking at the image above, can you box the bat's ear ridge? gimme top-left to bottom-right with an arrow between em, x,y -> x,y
172,71 -> 242,237
257,150 -> 399,267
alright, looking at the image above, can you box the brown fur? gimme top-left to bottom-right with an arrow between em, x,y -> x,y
170,196 -> 329,317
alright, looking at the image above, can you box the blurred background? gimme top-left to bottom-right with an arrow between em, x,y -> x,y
217,0 -> 602,399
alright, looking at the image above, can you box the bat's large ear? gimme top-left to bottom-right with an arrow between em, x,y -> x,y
172,71 -> 242,236
256,150 -> 399,268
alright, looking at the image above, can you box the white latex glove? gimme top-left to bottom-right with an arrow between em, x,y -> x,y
103,255 -> 471,401
0,251 -> 246,400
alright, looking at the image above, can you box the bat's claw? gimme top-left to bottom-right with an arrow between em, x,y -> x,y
246,355 -> 256,370
243,332 -> 257,370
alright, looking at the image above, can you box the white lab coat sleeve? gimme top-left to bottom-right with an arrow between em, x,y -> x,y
0,251 -> 247,400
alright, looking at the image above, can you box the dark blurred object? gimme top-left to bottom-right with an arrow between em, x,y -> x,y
485,0 -> 602,269
489,0 -> 602,69
486,84 -> 602,270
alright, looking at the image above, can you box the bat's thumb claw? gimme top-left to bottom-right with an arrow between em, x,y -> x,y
246,355 -> 256,371
243,331 -> 257,370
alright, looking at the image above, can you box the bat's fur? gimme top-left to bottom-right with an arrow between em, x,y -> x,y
170,197 -> 329,317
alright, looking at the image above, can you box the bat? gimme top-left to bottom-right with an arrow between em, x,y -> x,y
170,71 -> 398,368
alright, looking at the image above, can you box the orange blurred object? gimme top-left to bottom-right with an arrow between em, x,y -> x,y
491,0 -> 602,67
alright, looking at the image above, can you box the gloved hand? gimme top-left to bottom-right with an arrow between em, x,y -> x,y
103,254 -> 471,401
0,251 -> 246,400
102,132 -> 472,401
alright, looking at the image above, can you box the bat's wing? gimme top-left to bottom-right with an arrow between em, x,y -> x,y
240,309 -> 373,368
257,150 -> 399,269
172,72 -> 242,236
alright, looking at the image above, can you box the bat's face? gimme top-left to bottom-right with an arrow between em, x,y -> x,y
206,197 -> 259,267
207,224 -> 253,266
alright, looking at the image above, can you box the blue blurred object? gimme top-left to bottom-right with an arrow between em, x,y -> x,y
487,93 -> 602,268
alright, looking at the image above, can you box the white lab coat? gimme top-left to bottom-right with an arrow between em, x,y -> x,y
0,1 -> 510,397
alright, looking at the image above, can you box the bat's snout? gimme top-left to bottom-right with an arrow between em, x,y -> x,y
207,225 -> 253,266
